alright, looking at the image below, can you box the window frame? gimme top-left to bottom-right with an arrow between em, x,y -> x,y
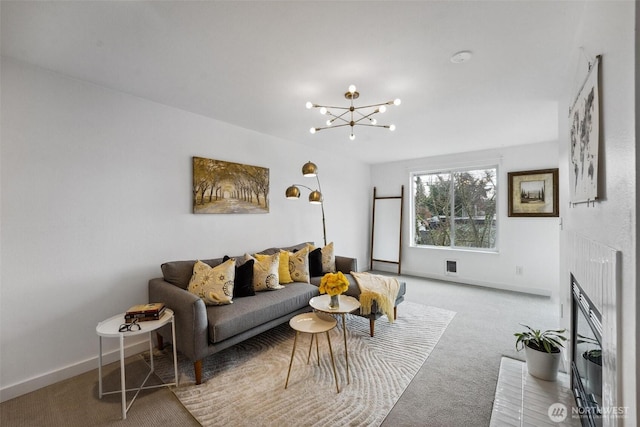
409,164 -> 499,252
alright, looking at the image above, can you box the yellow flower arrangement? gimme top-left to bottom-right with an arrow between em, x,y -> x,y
319,271 -> 350,296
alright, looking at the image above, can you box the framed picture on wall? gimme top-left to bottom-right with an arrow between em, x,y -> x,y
508,168 -> 559,217
569,55 -> 600,204
193,156 -> 269,214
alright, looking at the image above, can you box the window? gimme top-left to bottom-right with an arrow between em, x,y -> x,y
412,167 -> 497,250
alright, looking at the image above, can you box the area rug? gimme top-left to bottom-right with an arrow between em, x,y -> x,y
143,301 -> 455,427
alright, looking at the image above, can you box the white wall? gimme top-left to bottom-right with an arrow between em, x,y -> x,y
371,141 -> 560,298
0,58 -> 371,400
558,1 -> 637,425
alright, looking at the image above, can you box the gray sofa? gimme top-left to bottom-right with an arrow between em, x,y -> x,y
149,243 -> 406,384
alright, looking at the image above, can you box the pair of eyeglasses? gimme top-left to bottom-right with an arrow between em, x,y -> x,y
119,318 -> 141,332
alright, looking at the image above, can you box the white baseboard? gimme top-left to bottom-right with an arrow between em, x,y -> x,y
0,338 -> 150,403
374,266 -> 552,298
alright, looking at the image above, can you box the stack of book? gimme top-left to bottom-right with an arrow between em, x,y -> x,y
124,303 -> 166,323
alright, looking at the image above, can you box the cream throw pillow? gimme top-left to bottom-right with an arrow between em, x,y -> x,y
245,253 -> 283,291
321,242 -> 336,273
288,246 -> 310,283
255,251 -> 293,284
188,259 -> 235,305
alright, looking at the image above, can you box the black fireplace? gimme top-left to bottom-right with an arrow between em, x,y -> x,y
571,274 -> 602,427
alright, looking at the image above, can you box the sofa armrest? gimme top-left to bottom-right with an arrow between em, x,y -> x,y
335,256 -> 357,274
149,278 -> 208,362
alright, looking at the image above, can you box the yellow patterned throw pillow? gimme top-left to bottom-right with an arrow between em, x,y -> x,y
288,246 -> 310,283
188,259 -> 235,305
245,253 -> 283,291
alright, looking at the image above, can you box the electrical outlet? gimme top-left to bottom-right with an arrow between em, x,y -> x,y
516,266 -> 524,275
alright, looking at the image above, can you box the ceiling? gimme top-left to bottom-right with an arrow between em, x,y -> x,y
1,1 -> 584,164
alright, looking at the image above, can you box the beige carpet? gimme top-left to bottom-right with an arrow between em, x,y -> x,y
144,301 -> 455,427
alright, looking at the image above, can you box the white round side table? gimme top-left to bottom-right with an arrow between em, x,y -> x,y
309,294 -> 361,384
285,312 -> 340,393
96,308 -> 178,419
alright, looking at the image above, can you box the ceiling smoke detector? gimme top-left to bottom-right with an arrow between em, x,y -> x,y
450,51 -> 472,64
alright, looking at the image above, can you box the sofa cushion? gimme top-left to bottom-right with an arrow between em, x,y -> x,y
256,251 -> 293,285
161,258 -> 223,290
321,242 -> 336,273
206,282 -> 319,343
188,259 -> 235,305
280,242 -> 312,253
308,242 -> 336,277
288,246 -> 310,283
245,253 -> 283,291
226,257 -> 255,298
277,251 -> 294,284
308,247 -> 323,277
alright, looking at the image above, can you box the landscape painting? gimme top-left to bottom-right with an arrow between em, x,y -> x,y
508,169 -> 559,217
569,57 -> 600,203
193,157 -> 269,214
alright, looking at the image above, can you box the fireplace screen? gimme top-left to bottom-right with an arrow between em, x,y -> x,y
571,276 -> 602,427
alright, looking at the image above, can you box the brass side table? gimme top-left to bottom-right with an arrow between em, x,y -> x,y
285,312 -> 340,393
309,294 -> 361,385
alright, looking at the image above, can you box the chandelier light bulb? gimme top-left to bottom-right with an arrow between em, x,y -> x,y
348,84 -> 356,94
371,118 -> 377,125
389,124 -> 396,131
319,107 -> 327,115
309,127 -> 316,134
305,101 -> 313,109
379,105 -> 387,113
326,119 -> 332,126
394,98 -> 402,106
349,133 -> 356,141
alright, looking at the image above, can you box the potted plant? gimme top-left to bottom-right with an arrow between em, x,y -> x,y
514,324 -> 567,381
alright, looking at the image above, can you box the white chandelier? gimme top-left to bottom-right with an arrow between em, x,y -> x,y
306,85 -> 401,141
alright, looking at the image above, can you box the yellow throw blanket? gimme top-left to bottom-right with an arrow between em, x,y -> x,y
351,272 -> 400,323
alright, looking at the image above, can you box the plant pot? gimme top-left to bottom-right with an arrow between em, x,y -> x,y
524,345 -> 561,381
583,352 -> 602,392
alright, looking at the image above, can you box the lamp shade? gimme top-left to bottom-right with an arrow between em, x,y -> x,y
285,185 -> 301,199
309,190 -> 323,204
302,161 -> 318,177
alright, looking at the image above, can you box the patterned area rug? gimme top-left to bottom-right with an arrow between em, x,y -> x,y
143,301 -> 455,427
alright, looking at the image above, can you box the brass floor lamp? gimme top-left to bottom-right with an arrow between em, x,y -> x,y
285,161 -> 327,246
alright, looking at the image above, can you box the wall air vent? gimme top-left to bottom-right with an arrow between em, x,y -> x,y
445,260 -> 458,276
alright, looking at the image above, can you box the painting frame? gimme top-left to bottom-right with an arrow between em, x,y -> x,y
508,168 -> 559,217
192,156 -> 269,214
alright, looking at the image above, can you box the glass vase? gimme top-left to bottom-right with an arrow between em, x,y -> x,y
329,294 -> 340,309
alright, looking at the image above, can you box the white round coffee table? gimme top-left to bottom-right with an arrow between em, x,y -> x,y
96,309 -> 178,419
309,294 -> 361,385
285,312 -> 340,393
